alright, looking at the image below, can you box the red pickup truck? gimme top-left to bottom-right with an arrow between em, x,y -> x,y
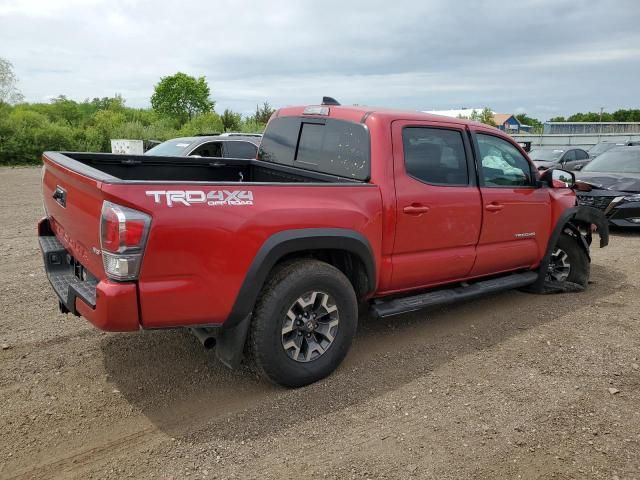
38,100 -> 608,387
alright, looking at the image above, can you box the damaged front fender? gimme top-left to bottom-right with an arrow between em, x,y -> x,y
526,205 -> 609,293
571,206 -> 609,248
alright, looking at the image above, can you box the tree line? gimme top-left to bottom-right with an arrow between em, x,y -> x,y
549,109 -> 640,123
2,57 -> 639,165
0,60 -> 274,165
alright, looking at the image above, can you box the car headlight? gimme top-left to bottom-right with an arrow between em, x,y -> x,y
623,194 -> 640,202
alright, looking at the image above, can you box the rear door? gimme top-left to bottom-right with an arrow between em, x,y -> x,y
389,120 -> 482,291
569,149 -> 591,170
560,149 -> 577,168
469,130 -> 551,276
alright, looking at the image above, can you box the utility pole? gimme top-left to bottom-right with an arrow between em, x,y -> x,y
598,107 -> 604,142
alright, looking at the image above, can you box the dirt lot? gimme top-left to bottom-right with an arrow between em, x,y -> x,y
1,166 -> 639,479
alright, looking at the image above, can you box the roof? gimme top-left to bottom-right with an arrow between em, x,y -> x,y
492,113 -> 515,125
183,134 -> 262,146
277,104 -> 490,130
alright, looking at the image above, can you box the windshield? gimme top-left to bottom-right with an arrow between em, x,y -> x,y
588,143 -> 619,156
145,138 -> 195,156
582,149 -> 640,173
529,149 -> 563,161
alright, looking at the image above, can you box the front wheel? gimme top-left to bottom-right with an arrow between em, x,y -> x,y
248,259 -> 358,388
543,233 -> 590,292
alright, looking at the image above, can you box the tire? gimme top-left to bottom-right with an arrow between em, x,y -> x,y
248,259 -> 358,388
543,233 -> 590,292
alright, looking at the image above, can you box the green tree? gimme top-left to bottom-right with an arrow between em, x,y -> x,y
89,109 -> 127,151
221,108 -> 242,132
253,102 -> 275,124
0,57 -> 24,104
178,112 -> 224,136
90,94 -> 125,111
239,117 -> 266,134
515,113 -> 542,129
48,95 -> 82,125
150,73 -> 213,124
479,107 -> 496,126
549,116 -> 566,122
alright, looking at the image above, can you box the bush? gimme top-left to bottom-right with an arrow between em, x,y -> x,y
0,109 -> 79,165
0,93 -> 274,165
178,112 -> 225,136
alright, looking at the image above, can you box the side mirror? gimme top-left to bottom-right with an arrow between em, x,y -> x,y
540,168 -> 575,188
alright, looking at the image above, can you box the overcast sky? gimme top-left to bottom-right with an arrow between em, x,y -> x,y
1,0 -> 639,120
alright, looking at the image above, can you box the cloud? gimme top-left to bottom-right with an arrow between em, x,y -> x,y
0,0 -> 638,119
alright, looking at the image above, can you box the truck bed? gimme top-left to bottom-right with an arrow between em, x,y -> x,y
40,149 -> 381,331
47,152 -> 363,184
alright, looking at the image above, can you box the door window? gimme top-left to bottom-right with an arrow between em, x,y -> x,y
190,142 -> 222,158
224,141 -> 258,159
575,149 -> 589,160
402,127 -> 469,185
477,134 -> 534,187
563,150 -> 576,162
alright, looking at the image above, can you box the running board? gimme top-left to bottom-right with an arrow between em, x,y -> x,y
371,271 -> 538,318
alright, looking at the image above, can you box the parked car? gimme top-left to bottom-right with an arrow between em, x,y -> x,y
37,100 -> 608,387
529,147 -> 590,171
588,141 -> 627,159
144,133 -> 261,159
575,146 -> 640,228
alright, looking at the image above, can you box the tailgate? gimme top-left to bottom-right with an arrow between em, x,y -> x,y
42,153 -> 107,280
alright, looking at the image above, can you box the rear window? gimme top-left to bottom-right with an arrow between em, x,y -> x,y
144,139 -> 194,156
258,117 -> 370,180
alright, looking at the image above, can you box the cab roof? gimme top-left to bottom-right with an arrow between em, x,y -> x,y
276,104 -> 488,129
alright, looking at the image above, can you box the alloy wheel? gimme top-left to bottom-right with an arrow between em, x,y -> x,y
547,247 -> 571,282
281,291 -> 340,363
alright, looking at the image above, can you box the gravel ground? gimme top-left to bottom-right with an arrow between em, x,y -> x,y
1,166 -> 639,479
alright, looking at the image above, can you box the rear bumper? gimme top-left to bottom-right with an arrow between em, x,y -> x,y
38,218 -> 140,331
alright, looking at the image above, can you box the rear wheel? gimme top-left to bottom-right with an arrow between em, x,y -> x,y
543,233 -> 590,291
248,259 -> 358,387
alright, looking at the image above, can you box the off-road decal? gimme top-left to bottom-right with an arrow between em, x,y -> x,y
146,190 -> 254,207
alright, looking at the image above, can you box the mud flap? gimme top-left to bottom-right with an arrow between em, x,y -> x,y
215,314 -> 252,369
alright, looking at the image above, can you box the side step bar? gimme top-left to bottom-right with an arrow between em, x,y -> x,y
371,271 -> 538,318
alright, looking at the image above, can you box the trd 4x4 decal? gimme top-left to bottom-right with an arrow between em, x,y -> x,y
146,190 -> 254,207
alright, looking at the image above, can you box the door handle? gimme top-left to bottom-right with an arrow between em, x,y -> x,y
52,185 -> 66,208
485,203 -> 504,212
403,204 -> 430,215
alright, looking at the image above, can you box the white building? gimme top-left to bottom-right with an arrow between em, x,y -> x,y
423,108 -> 487,119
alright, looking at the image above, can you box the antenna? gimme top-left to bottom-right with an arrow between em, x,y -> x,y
321,96 -> 341,106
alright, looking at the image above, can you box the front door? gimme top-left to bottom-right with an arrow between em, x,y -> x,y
470,130 -> 551,277
389,121 -> 482,292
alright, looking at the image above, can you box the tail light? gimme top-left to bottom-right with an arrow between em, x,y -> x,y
100,201 -> 151,281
